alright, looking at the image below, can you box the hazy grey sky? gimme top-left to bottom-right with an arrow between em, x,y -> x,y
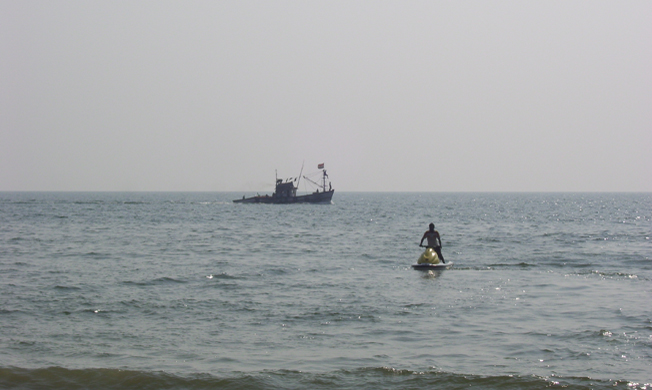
2,1 -> 650,192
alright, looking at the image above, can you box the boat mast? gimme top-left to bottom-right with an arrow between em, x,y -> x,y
297,161 -> 304,191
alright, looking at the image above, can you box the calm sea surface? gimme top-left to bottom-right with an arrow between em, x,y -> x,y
1,192 -> 650,389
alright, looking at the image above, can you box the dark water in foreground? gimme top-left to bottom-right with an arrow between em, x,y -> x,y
1,192 -> 650,389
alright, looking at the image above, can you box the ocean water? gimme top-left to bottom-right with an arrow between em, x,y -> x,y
0,192 -> 650,389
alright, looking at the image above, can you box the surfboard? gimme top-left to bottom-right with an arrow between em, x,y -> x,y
411,262 -> 453,270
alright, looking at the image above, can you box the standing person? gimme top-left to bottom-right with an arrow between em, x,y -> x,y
420,223 -> 445,263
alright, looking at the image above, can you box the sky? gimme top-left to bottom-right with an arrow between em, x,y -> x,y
1,1 -> 651,192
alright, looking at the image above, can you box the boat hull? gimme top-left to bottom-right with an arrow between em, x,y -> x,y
233,190 -> 334,204
412,262 -> 453,270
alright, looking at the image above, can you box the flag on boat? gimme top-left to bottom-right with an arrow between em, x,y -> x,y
318,163 -> 324,169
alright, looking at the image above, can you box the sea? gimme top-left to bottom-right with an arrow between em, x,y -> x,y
0,192 -> 650,390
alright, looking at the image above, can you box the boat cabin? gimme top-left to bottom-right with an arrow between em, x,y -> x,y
274,179 -> 297,198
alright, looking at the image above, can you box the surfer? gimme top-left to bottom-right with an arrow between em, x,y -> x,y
420,223 -> 445,263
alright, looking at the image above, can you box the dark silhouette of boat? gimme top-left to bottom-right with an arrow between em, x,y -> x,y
233,164 -> 334,204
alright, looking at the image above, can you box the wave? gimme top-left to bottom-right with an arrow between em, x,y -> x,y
0,366 -> 646,390
122,277 -> 188,286
205,272 -> 239,280
463,263 -> 649,280
53,285 -> 82,291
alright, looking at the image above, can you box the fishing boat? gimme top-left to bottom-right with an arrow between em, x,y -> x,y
233,164 -> 334,204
